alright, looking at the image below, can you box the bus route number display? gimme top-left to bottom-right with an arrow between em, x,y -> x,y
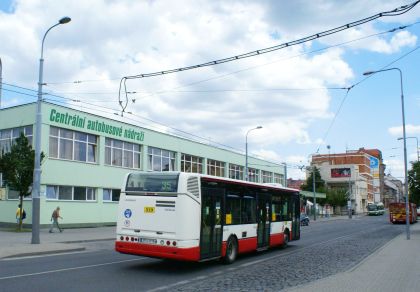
161,181 -> 172,191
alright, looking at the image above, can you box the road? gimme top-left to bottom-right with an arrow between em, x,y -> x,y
0,214 -> 404,292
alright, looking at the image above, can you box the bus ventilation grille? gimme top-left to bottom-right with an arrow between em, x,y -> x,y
187,177 -> 200,197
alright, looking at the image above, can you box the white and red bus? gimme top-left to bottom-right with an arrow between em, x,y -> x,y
115,172 -> 301,263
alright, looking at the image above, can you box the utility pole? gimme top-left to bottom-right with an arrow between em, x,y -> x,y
348,177 -> 352,219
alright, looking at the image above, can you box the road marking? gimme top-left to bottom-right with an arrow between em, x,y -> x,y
0,258 -> 146,281
147,280 -> 191,292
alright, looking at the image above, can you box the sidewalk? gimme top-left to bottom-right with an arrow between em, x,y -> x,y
0,226 -> 115,259
287,221 -> 420,292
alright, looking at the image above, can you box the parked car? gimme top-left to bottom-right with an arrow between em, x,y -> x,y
300,214 -> 310,226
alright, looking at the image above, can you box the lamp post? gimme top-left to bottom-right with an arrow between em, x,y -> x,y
245,126 -> 262,181
32,17 -> 71,244
363,67 -> 410,240
398,136 -> 419,162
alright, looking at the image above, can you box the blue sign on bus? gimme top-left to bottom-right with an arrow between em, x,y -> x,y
124,209 -> 132,218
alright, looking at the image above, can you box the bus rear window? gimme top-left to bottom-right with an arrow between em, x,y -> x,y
126,173 -> 179,193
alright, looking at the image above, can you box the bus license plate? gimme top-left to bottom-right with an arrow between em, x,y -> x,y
139,238 -> 157,244
144,207 -> 155,213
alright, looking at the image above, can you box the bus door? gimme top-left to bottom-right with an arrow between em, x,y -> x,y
200,187 -> 223,259
291,194 -> 300,240
257,194 -> 271,248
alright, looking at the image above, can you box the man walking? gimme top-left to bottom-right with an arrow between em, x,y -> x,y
16,204 -> 26,224
49,206 -> 63,233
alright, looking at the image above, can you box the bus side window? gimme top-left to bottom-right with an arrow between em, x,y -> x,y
241,196 -> 256,224
272,202 -> 282,222
226,195 -> 240,225
282,200 -> 289,221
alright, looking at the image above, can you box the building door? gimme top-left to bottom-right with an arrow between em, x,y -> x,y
200,187 -> 223,259
257,194 -> 271,248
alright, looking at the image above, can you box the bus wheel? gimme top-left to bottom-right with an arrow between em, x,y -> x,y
282,231 -> 289,248
223,236 -> 238,264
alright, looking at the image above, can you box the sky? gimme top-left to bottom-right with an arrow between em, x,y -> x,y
0,0 -> 419,180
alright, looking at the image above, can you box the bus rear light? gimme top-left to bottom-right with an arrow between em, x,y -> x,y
131,237 -> 134,241
166,241 -> 170,246
172,241 -> 177,246
120,236 -> 124,241
125,236 -> 129,241
160,240 -> 164,245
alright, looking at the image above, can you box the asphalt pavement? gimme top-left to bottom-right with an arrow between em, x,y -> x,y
1,215 -> 419,291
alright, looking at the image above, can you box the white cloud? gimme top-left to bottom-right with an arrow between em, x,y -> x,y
0,0 -> 419,171
388,124 -> 420,136
368,31 -> 417,54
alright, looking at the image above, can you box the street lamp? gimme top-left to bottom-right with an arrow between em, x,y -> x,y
398,136 -> 419,162
245,126 -> 262,181
363,67 -> 410,240
32,17 -> 71,244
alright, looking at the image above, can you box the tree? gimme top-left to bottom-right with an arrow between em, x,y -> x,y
301,166 -> 326,193
0,133 -> 43,231
300,166 -> 327,214
325,188 -> 348,208
408,161 -> 420,206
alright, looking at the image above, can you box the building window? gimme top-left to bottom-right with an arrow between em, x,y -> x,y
103,189 -> 121,202
274,173 -> 285,185
46,185 -> 96,201
0,125 -> 33,155
207,159 -> 225,177
229,164 -> 244,180
147,147 -> 176,171
105,138 -> 141,169
262,171 -> 272,183
181,154 -> 203,173
248,168 -> 259,183
49,126 -> 97,163
6,189 -> 20,200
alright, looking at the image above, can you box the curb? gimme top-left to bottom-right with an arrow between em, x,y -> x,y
60,238 -> 115,244
1,247 -> 86,260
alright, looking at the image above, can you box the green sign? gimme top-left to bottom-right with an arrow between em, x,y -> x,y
49,108 -> 145,142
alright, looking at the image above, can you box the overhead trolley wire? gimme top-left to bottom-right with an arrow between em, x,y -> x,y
117,0 -> 420,115
130,23 -> 416,100
6,21 -> 414,103
313,44 -> 420,154
1,87 -> 37,98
